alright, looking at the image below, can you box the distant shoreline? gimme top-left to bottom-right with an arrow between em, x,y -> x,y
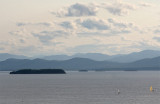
0,68 -> 160,72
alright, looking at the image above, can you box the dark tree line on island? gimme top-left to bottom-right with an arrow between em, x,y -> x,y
10,69 -> 66,74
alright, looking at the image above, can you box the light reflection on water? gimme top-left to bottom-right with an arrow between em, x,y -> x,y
0,71 -> 160,104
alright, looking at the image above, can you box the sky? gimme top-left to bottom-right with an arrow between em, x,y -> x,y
0,0 -> 160,56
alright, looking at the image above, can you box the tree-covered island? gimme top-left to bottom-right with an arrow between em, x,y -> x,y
10,69 -> 66,74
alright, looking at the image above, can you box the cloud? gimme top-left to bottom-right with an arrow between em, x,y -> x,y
52,1 -> 152,18
53,3 -> 98,17
76,18 -> 110,30
8,29 -> 69,56
140,3 -> 153,7
66,44 -> 107,53
128,41 -> 160,51
60,21 -> 76,29
37,22 -> 53,27
102,1 -> 136,16
0,47 -> 4,51
32,30 -> 68,44
108,30 -> 130,35
77,32 -> 108,36
16,22 -> 27,26
17,46 -> 38,53
154,37 -> 160,42
75,18 -> 139,36
66,43 -> 136,55
152,25 -> 160,34
77,30 -> 130,37
16,22 -> 53,27
154,29 -> 160,34
108,18 -> 139,30
53,2 -> 137,17
108,18 -> 128,28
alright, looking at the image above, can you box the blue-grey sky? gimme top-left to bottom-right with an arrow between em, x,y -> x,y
0,0 -> 160,56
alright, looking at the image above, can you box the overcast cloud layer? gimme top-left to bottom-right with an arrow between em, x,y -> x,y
0,0 -> 160,56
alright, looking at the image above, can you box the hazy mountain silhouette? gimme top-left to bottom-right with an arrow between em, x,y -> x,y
0,53 -> 28,61
127,56 -> 160,68
0,56 -> 160,71
42,55 -> 71,60
0,58 -> 121,71
110,50 -> 160,63
41,53 -> 116,61
36,50 -> 160,62
1,50 -> 160,63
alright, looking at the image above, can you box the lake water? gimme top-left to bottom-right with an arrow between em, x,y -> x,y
0,71 -> 160,104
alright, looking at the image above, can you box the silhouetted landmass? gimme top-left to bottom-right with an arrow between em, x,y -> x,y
1,50 -> 160,62
0,56 -> 160,71
0,53 -> 28,61
10,69 -> 66,74
110,50 -> 160,63
95,67 -> 160,71
41,50 -> 160,62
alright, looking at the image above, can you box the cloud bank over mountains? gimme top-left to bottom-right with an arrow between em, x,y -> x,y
1,1 -> 160,56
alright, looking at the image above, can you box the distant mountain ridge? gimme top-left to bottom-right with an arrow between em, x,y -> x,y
110,50 -> 160,63
0,53 -> 28,61
1,50 -> 160,63
0,56 -> 160,71
0,58 -> 120,71
41,53 -> 116,61
40,50 -> 160,62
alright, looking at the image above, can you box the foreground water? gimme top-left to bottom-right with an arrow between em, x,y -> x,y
0,71 -> 160,104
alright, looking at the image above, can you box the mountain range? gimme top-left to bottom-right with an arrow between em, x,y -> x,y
0,50 -> 160,71
0,56 -> 160,71
0,53 -> 28,61
1,50 -> 160,63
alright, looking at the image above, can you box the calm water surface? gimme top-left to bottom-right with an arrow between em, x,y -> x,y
0,71 -> 160,104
